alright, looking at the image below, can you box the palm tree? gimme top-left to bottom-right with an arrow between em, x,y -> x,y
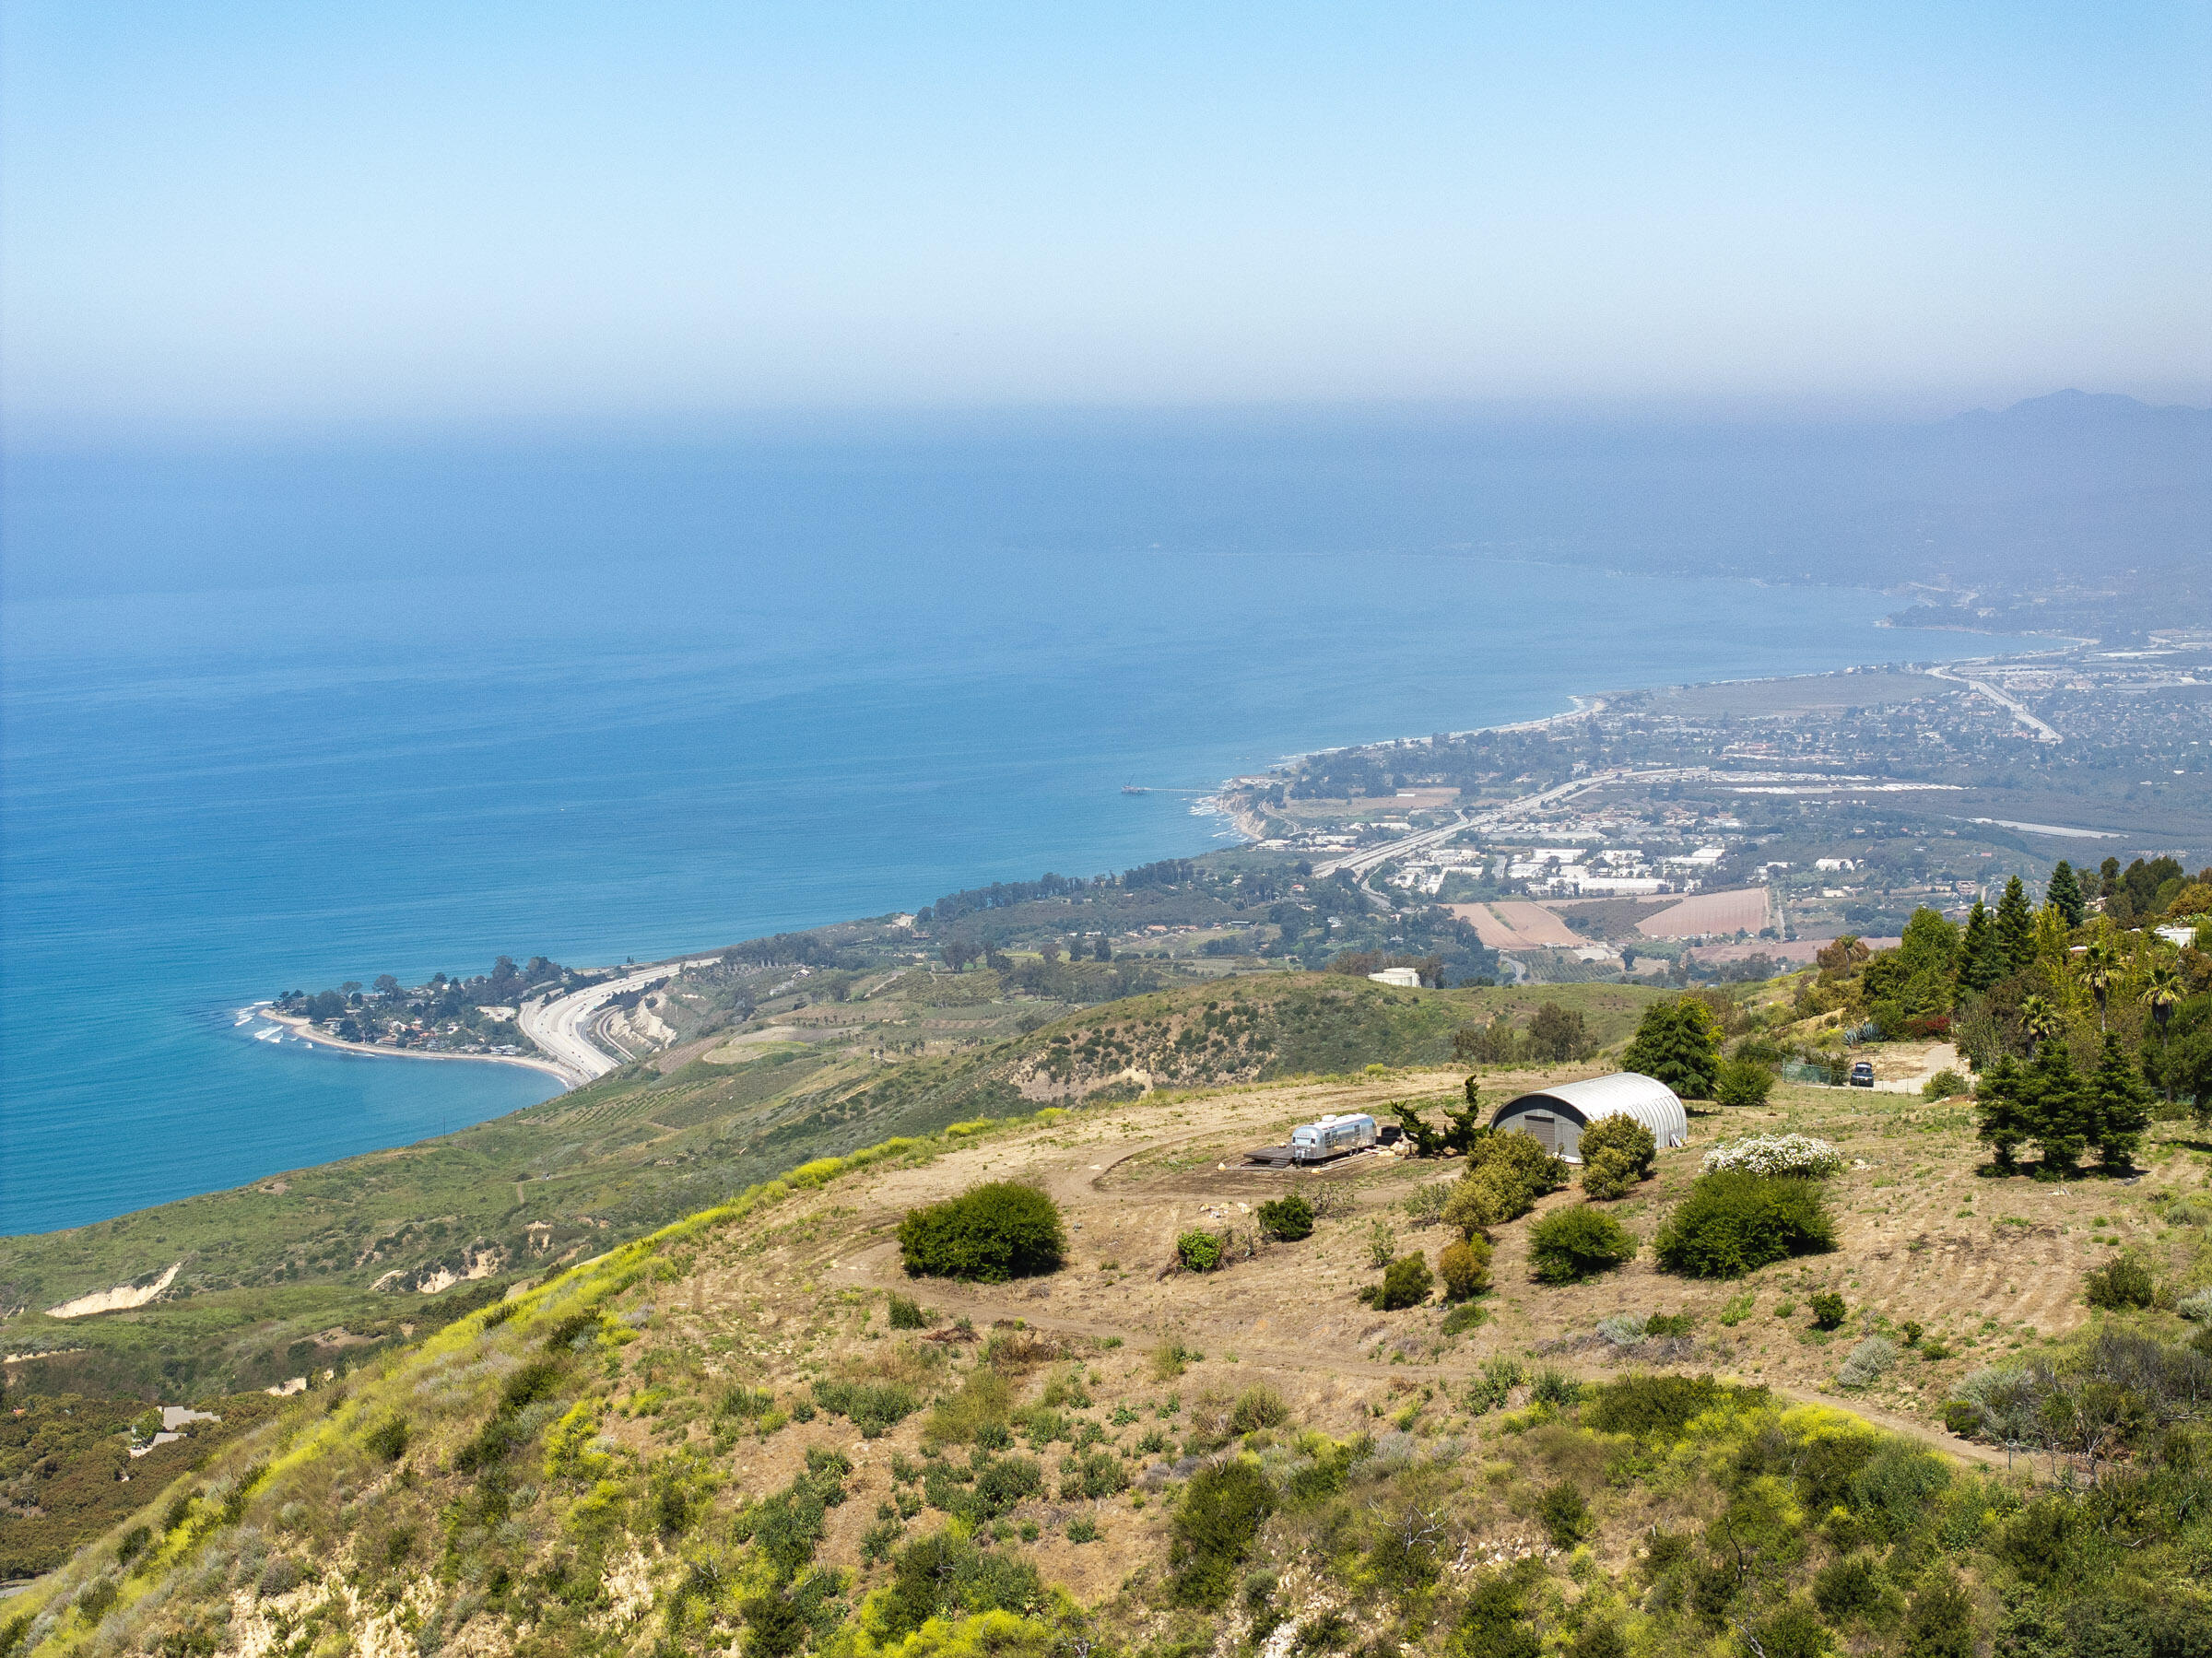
2078,937 -> 2120,1032
2019,994 -> 2061,1059
2147,962 -> 2183,1038
2145,961 -> 2184,1103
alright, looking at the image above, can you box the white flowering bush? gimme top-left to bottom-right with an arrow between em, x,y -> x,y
1700,1134 -> 1844,1179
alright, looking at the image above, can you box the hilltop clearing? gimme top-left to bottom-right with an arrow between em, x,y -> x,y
13,1058 -> 2212,1657
0,978 -> 1653,1406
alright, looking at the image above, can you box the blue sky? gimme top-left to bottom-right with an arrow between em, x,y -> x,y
2,1 -> 2205,429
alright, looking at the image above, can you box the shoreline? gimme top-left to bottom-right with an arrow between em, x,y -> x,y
251,1007 -> 576,1087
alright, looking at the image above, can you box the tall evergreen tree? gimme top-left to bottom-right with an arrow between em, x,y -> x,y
1975,1055 -> 2030,1171
2085,1033 -> 2154,1170
2023,1042 -> 2088,1172
1995,877 -> 2036,977
2099,855 -> 2122,900
1959,900 -> 2002,992
2047,861 -> 2085,929
1621,999 -> 1721,1099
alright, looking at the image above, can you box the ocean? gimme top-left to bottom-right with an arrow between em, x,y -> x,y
0,417 -> 1999,1234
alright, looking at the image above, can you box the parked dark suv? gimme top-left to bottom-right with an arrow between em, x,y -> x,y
1849,1060 -> 1876,1088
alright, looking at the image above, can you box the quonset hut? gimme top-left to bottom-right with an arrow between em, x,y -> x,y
1487,1072 -> 1688,1163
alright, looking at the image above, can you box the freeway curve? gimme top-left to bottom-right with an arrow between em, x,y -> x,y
518,958 -> 721,1084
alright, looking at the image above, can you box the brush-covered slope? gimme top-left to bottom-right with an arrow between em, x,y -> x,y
16,1073 -> 2212,1658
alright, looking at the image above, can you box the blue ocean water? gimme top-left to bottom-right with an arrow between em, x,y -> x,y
0,422 -> 1996,1234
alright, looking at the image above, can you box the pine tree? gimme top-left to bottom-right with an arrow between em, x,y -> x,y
2047,861 -> 2085,929
1959,900 -> 2002,992
1621,999 -> 1721,1099
2085,1033 -> 2154,1170
2024,1042 -> 2088,1172
1995,876 -> 2036,977
1975,1054 -> 2030,1172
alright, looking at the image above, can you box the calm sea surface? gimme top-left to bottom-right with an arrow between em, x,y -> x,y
1,424 -> 1995,1233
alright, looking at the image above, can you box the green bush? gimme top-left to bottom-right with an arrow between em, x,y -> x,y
1444,1134 -> 1570,1234
1229,1386 -> 1290,1434
2085,1254 -> 2157,1310
1178,1230 -> 1226,1273
811,1379 -> 921,1438
1584,1373 -> 1744,1440
1170,1461 -> 1277,1606
1439,1236 -> 1493,1300
1531,1367 -> 1583,1407
898,1182 -> 1066,1281
1712,1056 -> 1777,1110
1813,1554 -> 1886,1621
1536,1482 -> 1590,1546
1578,1113 -> 1656,1179
1376,1252 -> 1434,1310
1923,1068 -> 1969,1101
1653,1171 -> 1837,1278
886,1293 -> 929,1329
1810,1291 -> 1847,1330
1256,1194 -> 1314,1241
1528,1206 -> 1637,1284
363,1417 -> 409,1462
1580,1147 -> 1641,1201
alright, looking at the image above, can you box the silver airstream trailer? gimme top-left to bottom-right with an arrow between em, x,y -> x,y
1289,1111 -> 1378,1163
1487,1073 -> 1688,1163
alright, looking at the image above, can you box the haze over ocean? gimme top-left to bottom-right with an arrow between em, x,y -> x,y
0,423 -> 2014,1235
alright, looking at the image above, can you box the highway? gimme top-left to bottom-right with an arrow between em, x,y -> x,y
518,958 -> 721,1084
1924,665 -> 2064,744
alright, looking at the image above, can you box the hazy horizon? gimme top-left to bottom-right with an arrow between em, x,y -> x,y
4,3 -> 2206,430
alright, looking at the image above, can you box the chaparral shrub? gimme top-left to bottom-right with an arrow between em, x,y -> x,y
1177,1230 -> 1226,1273
1444,1133 -> 1570,1235
1577,1116 -> 1655,1204
1170,1460 -> 1277,1607
1653,1171 -> 1837,1278
1528,1205 -> 1637,1284
1256,1194 -> 1314,1241
1810,1291 -> 1847,1330
898,1182 -> 1066,1282
1439,1236 -> 1494,1301
1712,1056 -> 1777,1110
1375,1252 -> 1435,1310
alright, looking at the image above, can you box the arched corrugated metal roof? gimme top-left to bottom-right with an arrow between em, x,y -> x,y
1488,1071 -> 1688,1158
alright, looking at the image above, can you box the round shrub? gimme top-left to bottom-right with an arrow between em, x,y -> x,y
1256,1194 -> 1314,1241
1177,1231 -> 1226,1273
1712,1056 -> 1777,1110
1377,1252 -> 1434,1310
1923,1068 -> 1969,1101
2085,1254 -> 2157,1311
1810,1291 -> 1847,1330
1579,1113 -> 1656,1179
1653,1171 -> 1837,1278
1528,1205 -> 1637,1284
898,1182 -> 1066,1281
1580,1148 -> 1641,1202
1439,1236 -> 1493,1301
1228,1386 -> 1290,1434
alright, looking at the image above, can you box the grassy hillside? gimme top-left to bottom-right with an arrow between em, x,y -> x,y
0,976 -> 1653,1407
11,1071 -> 2212,1658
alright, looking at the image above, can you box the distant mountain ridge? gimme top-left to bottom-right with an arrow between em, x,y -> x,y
1952,387 -> 2212,428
